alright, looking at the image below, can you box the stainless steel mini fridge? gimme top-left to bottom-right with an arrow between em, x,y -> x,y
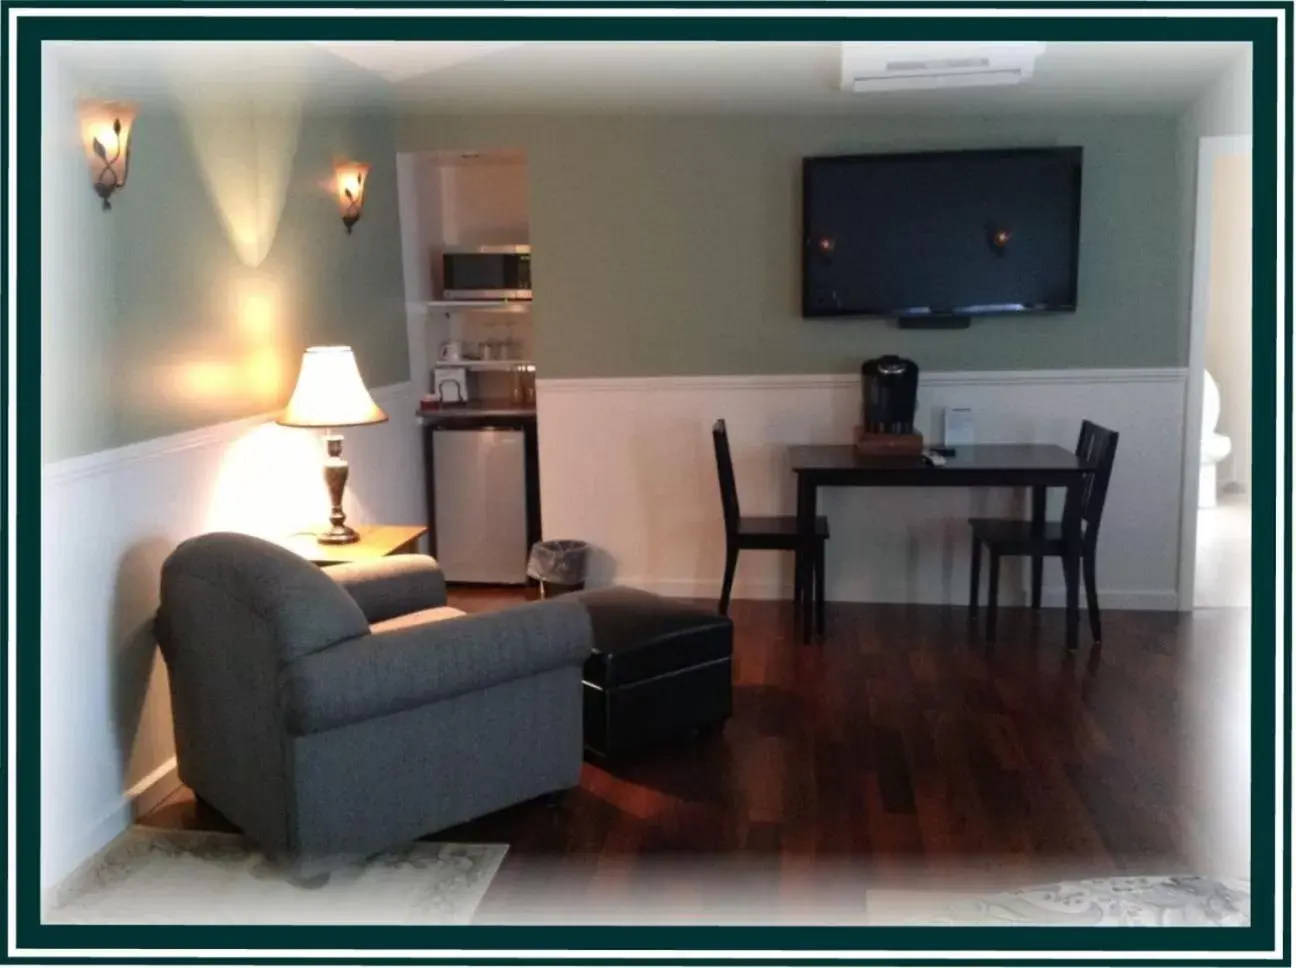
432,427 -> 529,584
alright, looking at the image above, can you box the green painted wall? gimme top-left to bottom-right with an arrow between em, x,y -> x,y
43,55 -> 408,462
396,111 -> 1186,377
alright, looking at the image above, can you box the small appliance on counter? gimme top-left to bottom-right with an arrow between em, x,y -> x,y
855,355 -> 924,455
441,245 -> 531,301
438,340 -> 467,363
432,366 -> 470,405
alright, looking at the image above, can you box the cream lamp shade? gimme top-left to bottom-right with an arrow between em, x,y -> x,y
278,346 -> 388,428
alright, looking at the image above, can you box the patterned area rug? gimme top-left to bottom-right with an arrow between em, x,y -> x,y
45,827 -> 507,925
868,876 -> 1251,926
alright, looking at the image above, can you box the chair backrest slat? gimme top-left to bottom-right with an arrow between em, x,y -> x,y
712,419 -> 740,539
1064,419 -> 1120,545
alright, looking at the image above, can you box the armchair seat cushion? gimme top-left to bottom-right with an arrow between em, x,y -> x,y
370,606 -> 467,634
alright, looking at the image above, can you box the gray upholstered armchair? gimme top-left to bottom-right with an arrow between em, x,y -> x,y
154,532 -> 591,864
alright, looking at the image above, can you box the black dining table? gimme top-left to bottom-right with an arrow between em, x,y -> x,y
789,444 -> 1095,648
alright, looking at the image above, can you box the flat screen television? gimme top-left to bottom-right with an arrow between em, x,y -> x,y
801,147 -> 1083,325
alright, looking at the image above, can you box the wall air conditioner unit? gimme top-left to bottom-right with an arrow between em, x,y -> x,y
840,42 -> 1047,93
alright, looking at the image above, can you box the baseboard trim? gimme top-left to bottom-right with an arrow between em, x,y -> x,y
613,578 -> 1180,611
614,578 -> 782,602
1039,588 -> 1181,611
43,382 -> 413,485
127,757 -> 181,819
538,368 -> 1188,395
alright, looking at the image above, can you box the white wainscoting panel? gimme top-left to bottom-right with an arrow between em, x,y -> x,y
40,383 -> 423,888
536,369 -> 1187,610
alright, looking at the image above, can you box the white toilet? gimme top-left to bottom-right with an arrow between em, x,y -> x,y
1199,370 -> 1232,509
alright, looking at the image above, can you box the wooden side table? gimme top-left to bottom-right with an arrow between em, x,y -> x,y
276,525 -> 428,567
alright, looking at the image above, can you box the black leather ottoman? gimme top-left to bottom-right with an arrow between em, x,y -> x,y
576,587 -> 734,761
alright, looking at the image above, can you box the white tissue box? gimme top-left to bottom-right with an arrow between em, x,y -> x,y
943,408 -> 975,446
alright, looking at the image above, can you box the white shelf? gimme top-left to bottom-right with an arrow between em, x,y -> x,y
436,359 -> 534,371
425,300 -> 531,314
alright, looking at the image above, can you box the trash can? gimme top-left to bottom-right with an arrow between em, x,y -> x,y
527,540 -> 590,598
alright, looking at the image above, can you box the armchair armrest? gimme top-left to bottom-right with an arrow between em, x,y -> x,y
325,555 -> 448,625
279,597 -> 593,736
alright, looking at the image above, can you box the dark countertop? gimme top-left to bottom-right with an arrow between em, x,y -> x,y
418,400 -> 536,423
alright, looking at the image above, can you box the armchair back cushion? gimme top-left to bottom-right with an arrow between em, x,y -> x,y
158,532 -> 369,664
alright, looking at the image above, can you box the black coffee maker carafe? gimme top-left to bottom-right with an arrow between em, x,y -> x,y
861,356 -> 919,434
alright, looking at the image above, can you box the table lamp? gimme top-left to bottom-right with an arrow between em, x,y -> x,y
277,346 -> 388,544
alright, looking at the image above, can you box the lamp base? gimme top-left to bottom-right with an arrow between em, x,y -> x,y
316,524 -> 360,545
318,433 -> 359,544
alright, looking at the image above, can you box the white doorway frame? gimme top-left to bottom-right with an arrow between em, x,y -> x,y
1176,133 -> 1252,610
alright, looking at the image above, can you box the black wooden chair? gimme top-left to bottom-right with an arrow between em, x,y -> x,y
968,420 -> 1120,643
712,419 -> 829,632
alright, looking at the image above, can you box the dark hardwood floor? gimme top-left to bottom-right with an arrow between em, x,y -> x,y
140,590 -> 1250,922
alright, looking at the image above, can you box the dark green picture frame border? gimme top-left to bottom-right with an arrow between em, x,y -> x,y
5,3 -> 1290,963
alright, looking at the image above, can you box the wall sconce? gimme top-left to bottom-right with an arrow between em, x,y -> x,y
333,161 -> 370,234
77,99 -> 137,211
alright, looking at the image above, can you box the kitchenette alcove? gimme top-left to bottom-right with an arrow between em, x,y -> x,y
396,148 -> 539,584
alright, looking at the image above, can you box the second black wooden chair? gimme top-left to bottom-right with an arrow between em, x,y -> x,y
712,419 -> 828,632
968,419 -> 1120,644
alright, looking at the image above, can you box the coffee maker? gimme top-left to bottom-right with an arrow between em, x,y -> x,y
860,356 -> 919,434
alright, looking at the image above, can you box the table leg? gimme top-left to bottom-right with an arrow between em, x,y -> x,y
814,539 -> 826,639
793,474 -> 805,633
796,475 -> 816,643
1062,481 -> 1082,651
1030,485 -> 1046,610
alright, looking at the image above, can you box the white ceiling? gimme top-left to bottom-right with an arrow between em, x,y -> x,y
382,41 -> 1251,115
53,40 -> 1250,115
314,41 -> 524,82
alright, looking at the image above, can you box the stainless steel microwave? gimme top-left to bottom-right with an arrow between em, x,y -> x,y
441,245 -> 532,301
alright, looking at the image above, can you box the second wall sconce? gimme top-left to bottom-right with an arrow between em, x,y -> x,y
333,161 -> 370,234
78,99 -> 137,211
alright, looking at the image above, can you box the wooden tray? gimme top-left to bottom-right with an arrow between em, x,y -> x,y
853,429 -> 924,456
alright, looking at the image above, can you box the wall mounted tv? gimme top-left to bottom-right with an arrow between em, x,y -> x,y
802,147 -> 1083,328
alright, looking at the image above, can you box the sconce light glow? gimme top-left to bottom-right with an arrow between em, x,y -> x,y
333,160 -> 370,234
78,99 -> 137,210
